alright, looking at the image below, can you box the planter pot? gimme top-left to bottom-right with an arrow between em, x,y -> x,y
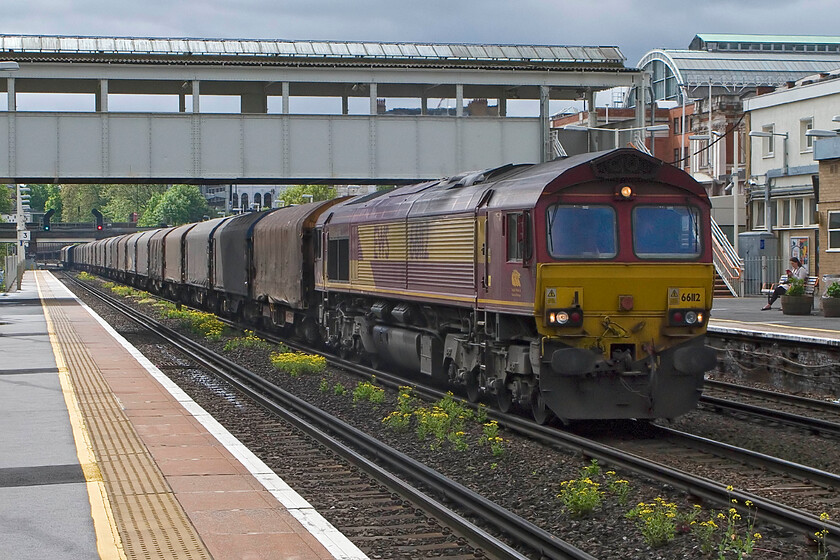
822,297 -> 840,317
781,295 -> 813,315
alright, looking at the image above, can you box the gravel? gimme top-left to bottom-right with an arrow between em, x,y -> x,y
66,275 -> 834,560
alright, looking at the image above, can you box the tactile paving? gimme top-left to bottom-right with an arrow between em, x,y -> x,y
41,280 -> 211,560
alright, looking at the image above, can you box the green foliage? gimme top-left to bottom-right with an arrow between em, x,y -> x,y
786,276 -> 805,296
27,184 -> 62,213
223,330 -> 276,352
139,184 -> 211,226
76,271 -> 97,281
333,382 -> 347,396
270,351 -> 327,376
279,184 -> 337,205
101,184 -> 167,223
626,497 -> 678,547
826,281 -> 840,298
353,380 -> 385,404
160,306 -> 225,340
559,476 -> 603,517
0,185 -> 12,214
60,184 -> 107,222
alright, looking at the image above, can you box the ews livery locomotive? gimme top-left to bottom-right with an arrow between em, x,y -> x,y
66,148 -> 717,423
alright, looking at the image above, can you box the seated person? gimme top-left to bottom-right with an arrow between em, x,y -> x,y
762,257 -> 808,310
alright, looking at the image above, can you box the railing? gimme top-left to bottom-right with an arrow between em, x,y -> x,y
742,256 -> 785,296
710,217 -> 743,296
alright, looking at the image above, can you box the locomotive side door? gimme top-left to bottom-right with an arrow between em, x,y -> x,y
475,190 -> 493,309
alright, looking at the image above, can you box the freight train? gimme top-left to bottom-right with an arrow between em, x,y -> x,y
63,148 -> 718,424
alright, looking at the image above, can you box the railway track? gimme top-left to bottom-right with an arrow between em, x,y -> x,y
65,274 -> 596,560
701,379 -> 840,437
66,273 -> 840,553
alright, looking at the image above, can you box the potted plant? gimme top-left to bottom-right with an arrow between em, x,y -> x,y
781,276 -> 812,315
822,281 -> 840,317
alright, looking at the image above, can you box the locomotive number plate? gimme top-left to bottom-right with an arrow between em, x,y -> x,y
668,288 -> 705,307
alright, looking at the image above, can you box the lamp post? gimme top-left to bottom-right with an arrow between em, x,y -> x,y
563,123 -> 669,153
749,130 -> 789,234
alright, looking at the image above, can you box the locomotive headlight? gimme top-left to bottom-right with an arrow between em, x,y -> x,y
554,311 -> 570,325
684,311 -> 698,325
620,185 -> 633,198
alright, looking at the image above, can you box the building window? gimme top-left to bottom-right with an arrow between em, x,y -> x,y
254,193 -> 262,210
794,198 -> 805,226
673,117 -> 680,134
781,199 -> 791,227
674,148 -> 681,165
753,200 -> 766,229
264,193 -> 272,208
240,193 -> 248,210
829,212 -> 840,250
761,125 -> 775,157
800,118 -> 814,151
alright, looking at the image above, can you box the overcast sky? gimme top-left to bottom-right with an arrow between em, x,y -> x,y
5,0 -> 840,68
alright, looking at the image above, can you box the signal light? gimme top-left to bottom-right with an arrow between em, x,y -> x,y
546,308 -> 584,327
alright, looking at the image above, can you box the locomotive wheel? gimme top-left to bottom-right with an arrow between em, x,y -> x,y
496,381 -> 513,413
465,368 -> 481,403
531,389 -> 555,425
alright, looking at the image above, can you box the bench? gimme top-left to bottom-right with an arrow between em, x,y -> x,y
760,275 -> 820,298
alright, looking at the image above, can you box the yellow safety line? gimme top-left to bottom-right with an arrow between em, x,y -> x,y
35,272 -> 127,560
711,317 -> 840,336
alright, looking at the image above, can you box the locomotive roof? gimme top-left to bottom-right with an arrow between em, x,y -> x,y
323,149 -> 706,224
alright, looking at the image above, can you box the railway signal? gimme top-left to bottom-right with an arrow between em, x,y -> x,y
91,208 -> 104,231
43,208 -> 55,231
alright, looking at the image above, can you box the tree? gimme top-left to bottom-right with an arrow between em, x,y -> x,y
139,184 -> 211,227
101,184 -> 167,223
279,184 -> 337,205
0,185 -> 12,214
60,184 -> 107,222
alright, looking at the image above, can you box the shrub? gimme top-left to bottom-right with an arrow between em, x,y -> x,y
76,271 -> 96,281
626,497 -> 678,547
826,281 -> 840,298
786,276 -> 805,296
223,330 -> 275,352
558,477 -> 602,517
160,307 -> 225,340
353,380 -> 385,404
270,351 -> 326,376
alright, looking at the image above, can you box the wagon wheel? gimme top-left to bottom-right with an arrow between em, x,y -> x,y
496,380 -> 513,413
531,388 -> 555,425
465,367 -> 481,403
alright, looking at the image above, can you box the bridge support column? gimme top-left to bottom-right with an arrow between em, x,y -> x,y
341,93 -> 349,115
421,92 -> 427,116
540,85 -> 550,162
7,77 -> 15,111
369,83 -> 378,115
456,84 -> 463,117
96,79 -> 108,112
499,95 -> 507,117
192,80 -> 200,113
586,89 -> 596,128
179,94 -> 186,112
282,82 -> 290,114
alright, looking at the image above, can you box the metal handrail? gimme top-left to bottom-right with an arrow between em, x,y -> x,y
710,217 -> 743,296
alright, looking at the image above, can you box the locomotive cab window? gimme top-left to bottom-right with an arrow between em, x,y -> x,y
327,236 -> 350,282
633,205 -> 701,259
546,204 -> 617,259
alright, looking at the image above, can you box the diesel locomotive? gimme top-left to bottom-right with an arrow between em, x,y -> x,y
64,148 -> 718,424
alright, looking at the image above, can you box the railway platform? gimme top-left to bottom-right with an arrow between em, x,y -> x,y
710,295 -> 840,346
0,270 -> 366,560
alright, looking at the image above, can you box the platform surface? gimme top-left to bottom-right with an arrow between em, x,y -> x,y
710,295 -> 840,345
1,271 -> 366,560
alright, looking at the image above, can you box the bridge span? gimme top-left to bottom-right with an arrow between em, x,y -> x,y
0,34 -> 645,183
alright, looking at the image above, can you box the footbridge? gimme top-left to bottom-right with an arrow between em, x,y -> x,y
0,34 -> 646,183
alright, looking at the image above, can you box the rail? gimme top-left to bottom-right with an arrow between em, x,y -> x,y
711,217 -> 742,296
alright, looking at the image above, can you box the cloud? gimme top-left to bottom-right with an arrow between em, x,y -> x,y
3,0 -> 840,67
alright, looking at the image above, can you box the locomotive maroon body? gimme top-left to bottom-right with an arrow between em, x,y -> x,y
65,149 -> 717,422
